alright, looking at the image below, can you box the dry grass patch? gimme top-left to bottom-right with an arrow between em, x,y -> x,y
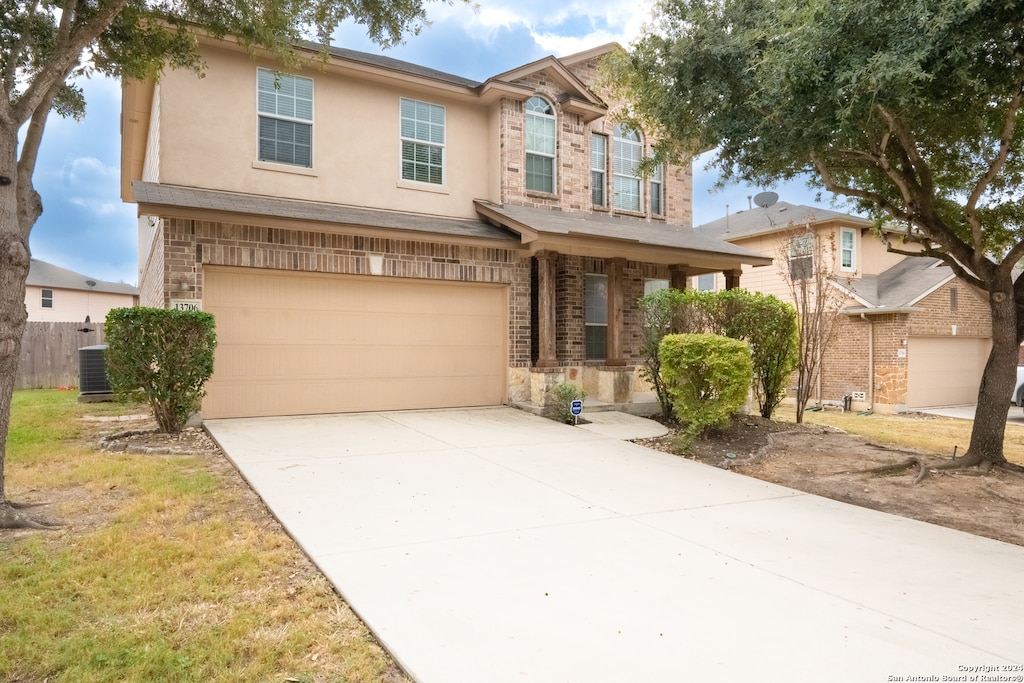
776,405 -> 1024,465
1,390 -> 408,683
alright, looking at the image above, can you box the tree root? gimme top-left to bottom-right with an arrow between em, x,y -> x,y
984,485 -> 1024,505
847,452 -> 1024,486
0,502 -> 63,530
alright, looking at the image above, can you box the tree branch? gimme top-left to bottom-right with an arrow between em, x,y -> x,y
1,2 -> 42,108
11,0 -> 132,126
965,73 -> 1024,221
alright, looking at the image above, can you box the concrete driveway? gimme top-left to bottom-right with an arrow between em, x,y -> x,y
206,407 -> 1024,682
919,403 -> 1024,425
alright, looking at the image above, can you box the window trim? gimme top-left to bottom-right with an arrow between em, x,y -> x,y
525,96 -> 557,194
585,273 -> 608,361
591,133 -> 608,208
613,124 -> 644,213
399,97 -> 447,186
839,227 -> 856,272
256,68 -> 314,169
41,288 -> 53,309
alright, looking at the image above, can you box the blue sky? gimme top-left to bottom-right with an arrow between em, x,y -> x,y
26,0 -> 843,285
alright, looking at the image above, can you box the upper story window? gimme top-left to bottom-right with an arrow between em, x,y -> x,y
840,227 -> 856,272
257,69 -> 314,168
525,97 -> 556,193
41,288 -> 53,308
650,163 -> 665,216
613,124 -> 643,212
789,233 -> 815,281
400,98 -> 445,185
591,134 -> 607,207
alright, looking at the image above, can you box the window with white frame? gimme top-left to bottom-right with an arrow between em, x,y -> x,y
650,163 -> 664,216
613,124 -> 643,212
585,274 -> 608,360
591,134 -> 607,207
697,274 -> 715,291
840,227 -> 856,271
257,69 -> 313,168
525,96 -> 556,193
789,233 -> 815,281
644,279 -> 670,296
41,288 -> 53,308
400,98 -> 445,185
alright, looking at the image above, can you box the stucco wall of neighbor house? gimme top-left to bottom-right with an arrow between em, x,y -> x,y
25,285 -> 135,323
155,215 -> 533,398
154,44 -> 493,219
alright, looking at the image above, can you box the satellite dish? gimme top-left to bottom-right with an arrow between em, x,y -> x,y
85,280 -> 97,287
753,191 -> 779,209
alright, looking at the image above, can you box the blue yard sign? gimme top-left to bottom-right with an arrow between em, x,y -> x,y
570,399 -> 583,416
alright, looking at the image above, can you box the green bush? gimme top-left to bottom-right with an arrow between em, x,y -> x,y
547,382 -> 586,424
105,307 -> 217,433
659,333 -> 753,447
638,288 -> 797,420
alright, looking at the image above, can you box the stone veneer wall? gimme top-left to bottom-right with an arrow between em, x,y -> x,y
157,215 -> 533,372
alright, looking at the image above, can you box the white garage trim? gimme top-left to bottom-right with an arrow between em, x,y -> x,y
203,266 -> 508,418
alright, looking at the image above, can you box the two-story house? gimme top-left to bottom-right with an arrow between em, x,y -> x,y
26,258 -> 138,323
696,201 -> 992,412
121,37 -> 771,420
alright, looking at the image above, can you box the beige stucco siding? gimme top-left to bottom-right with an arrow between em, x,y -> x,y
154,45 -> 492,219
25,286 -> 135,323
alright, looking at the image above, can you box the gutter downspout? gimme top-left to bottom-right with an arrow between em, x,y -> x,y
861,313 -> 874,408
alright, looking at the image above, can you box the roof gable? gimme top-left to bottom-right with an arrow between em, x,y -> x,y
840,256 -> 954,309
697,201 -> 870,241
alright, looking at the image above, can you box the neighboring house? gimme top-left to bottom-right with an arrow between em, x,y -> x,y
25,258 -> 138,323
696,201 -> 992,412
120,38 -> 770,420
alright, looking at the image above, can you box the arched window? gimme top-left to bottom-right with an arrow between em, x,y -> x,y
613,124 -> 643,212
525,96 -> 556,193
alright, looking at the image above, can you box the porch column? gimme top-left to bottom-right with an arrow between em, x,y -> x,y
669,265 -> 689,290
606,257 -> 626,366
535,250 -> 558,368
725,269 -> 743,290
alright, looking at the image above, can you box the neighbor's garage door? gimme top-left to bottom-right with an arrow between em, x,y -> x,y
203,266 -> 507,419
907,336 -> 990,408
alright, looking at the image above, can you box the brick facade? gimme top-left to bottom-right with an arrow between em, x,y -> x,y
156,216 -> 533,371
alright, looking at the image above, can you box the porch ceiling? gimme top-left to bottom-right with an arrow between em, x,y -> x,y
474,200 -> 773,272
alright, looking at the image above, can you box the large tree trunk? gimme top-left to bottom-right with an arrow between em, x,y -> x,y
0,118 -> 38,525
959,284 -> 1017,469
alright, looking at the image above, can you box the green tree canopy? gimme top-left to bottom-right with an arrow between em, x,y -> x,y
609,0 -> 1024,470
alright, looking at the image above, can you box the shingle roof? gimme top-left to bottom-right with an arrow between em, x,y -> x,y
301,42 -> 482,88
27,259 -> 138,295
133,181 -> 521,243
844,256 -> 954,308
475,201 -> 772,264
697,201 -> 868,241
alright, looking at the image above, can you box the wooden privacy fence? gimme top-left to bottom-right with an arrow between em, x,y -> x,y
16,321 -> 107,390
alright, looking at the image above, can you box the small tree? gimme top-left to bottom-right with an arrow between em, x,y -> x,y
105,308 -> 217,434
660,333 -> 753,447
716,289 -> 799,419
638,287 -> 797,420
778,227 -> 849,423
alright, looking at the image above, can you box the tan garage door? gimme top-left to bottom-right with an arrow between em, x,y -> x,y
907,336 -> 990,408
203,267 -> 507,418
